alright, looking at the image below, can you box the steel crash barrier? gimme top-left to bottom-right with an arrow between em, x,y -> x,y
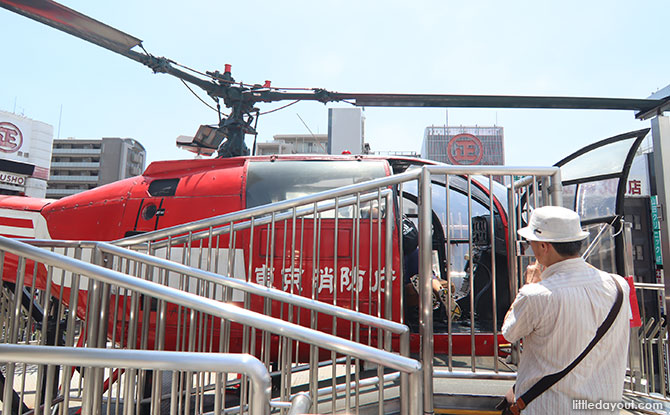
0,237 -> 422,415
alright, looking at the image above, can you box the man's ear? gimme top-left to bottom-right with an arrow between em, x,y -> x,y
538,241 -> 550,254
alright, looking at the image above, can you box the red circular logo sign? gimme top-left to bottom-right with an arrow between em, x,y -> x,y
447,133 -> 483,165
0,122 -> 23,154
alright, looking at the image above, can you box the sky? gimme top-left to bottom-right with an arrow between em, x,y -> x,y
1,0 -> 669,166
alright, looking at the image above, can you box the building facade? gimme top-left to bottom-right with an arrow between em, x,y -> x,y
328,108 -> 365,155
0,110 -> 53,198
256,134 -> 328,155
255,108 -> 367,156
421,126 -> 505,166
47,137 -> 146,199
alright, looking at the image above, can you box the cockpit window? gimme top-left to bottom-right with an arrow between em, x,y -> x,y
245,160 -> 388,208
148,178 -> 179,197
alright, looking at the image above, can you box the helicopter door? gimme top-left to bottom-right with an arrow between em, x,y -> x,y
553,128 -> 649,275
400,176 -> 509,332
125,179 -> 179,236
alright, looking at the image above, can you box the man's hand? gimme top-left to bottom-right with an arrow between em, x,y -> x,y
504,386 -> 515,403
525,260 -> 544,284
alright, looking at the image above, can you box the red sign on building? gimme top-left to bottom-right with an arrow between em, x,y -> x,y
447,133 -> 483,165
628,179 -> 642,195
0,122 -> 23,153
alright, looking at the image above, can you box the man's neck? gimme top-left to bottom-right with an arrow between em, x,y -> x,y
544,254 -> 580,268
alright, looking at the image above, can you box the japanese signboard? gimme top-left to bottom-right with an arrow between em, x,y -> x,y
624,154 -> 650,197
651,195 -> 661,230
653,230 -> 663,266
651,195 -> 663,266
0,114 -> 32,164
447,133 -> 483,165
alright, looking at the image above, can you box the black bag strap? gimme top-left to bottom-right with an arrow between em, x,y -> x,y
507,275 -> 624,415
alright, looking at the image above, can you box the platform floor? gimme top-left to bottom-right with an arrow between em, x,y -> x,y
2,359 -> 669,414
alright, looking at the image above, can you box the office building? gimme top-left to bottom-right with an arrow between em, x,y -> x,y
256,134 -> 328,155
0,110 -> 53,198
47,137 -> 145,199
422,126 -> 505,166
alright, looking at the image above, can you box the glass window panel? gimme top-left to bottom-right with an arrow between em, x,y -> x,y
246,160 -> 387,208
559,137 -> 637,182
401,181 -> 490,240
472,174 -> 508,208
582,223 -> 617,274
575,178 -> 619,220
561,183 -> 577,211
401,181 -> 490,290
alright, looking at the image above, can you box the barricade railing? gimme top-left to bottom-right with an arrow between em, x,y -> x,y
110,164 -> 562,412
0,164 -> 563,412
0,344 -> 271,415
0,236 -> 422,415
418,165 -> 562,411
627,282 -> 669,400
24,199 -> 414,413
616,219 -> 670,402
39,238 -> 413,414
116,178 -> 413,413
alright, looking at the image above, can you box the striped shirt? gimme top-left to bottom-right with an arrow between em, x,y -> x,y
502,258 -> 630,414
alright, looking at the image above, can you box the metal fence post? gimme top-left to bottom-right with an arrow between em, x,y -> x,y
384,191 -> 394,347
419,167 -> 434,414
651,116 -> 670,314
506,182 -> 520,365
549,169 -> 563,207
622,222 -> 644,392
409,369 -> 424,415
287,393 -> 312,415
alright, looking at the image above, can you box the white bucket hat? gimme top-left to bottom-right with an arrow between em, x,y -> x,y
517,206 -> 589,242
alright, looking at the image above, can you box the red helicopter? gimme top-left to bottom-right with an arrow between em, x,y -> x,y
0,0 -> 665,360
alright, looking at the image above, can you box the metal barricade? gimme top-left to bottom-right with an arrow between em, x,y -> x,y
0,236 -> 422,415
115,179 -> 415,413
418,166 -> 561,411
7,161 -> 667,412
109,164 -> 562,412
99,240 -> 413,414
0,344 -> 271,415
627,282 -> 669,400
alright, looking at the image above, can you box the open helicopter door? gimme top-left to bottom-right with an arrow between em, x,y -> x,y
553,128 -> 649,276
123,178 -> 183,236
554,128 -> 670,396
398,169 -> 510,342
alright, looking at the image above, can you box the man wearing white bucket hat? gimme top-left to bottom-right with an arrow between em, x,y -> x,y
500,206 -> 630,414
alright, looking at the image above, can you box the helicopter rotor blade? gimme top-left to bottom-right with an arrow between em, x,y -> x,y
4,0 -> 669,159
339,93 -> 665,113
351,93 -> 670,120
1,0 -> 220,94
251,89 -> 668,119
0,0 -> 141,55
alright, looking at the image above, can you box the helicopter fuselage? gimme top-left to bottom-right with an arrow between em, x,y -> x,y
0,154 -> 509,358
